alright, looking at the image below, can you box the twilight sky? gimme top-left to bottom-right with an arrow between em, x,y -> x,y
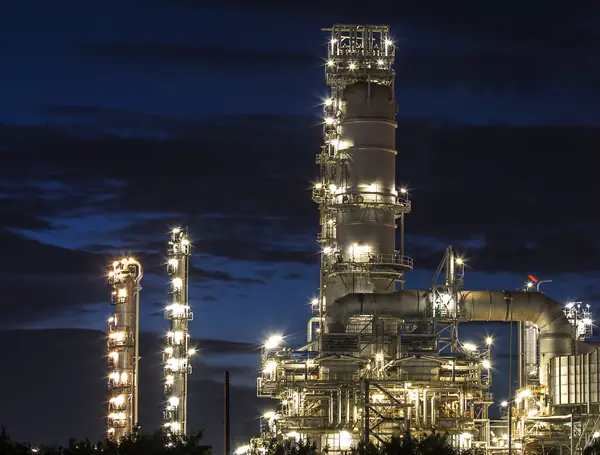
0,0 -> 599,451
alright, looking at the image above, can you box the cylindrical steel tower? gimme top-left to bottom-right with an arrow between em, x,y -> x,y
163,227 -> 194,437
107,257 -> 143,441
313,25 -> 412,323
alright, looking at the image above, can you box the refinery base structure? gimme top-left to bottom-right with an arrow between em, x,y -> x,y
106,228 -> 196,442
240,25 -> 600,455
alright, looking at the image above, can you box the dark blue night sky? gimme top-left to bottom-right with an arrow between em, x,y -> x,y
0,0 -> 599,452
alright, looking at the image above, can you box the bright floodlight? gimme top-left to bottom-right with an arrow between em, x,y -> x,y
526,282 -> 534,288
265,335 -> 284,350
501,401 -> 508,407
594,432 -> 600,438
463,343 -> 477,351
486,337 -> 493,345
455,258 -> 463,265
482,360 -> 491,369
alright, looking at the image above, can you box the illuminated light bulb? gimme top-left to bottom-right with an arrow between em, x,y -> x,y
108,271 -> 114,277
327,60 -> 334,66
108,351 -> 119,360
486,337 -> 493,345
348,63 -> 356,70
311,298 -> 318,305
168,258 -> 178,267
113,261 -> 119,267
385,39 -> 393,46
327,219 -> 334,225
377,59 -> 384,65
110,395 -> 125,406
526,281 -> 533,288
263,411 -> 275,419
328,184 -> 337,192
501,401 -> 508,407
172,277 -> 183,289
173,228 -> 181,234
399,188 -> 407,193
168,396 -> 179,407
324,117 -> 335,125
482,360 -> 491,369
181,238 -> 190,246
165,347 -> 174,355
264,360 -> 277,373
594,432 -> 600,438
519,389 -> 532,399
455,258 -> 464,265
120,372 -> 128,382
265,335 -> 284,350
375,353 -> 384,361
324,98 -> 333,106
323,247 -> 331,254
463,343 -> 477,351
315,183 -> 322,189
118,288 -> 127,298
188,348 -> 196,356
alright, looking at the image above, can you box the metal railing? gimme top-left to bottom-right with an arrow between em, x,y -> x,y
326,252 -> 413,269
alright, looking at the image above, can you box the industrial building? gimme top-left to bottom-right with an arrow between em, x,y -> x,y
243,24 -> 598,455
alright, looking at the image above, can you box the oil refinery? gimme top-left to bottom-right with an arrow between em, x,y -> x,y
101,24 -> 598,455
242,24 -> 599,455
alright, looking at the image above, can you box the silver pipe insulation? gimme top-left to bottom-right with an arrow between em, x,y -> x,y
326,290 -> 573,386
307,317 -> 321,342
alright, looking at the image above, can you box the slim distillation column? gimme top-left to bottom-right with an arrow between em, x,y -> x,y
313,25 -> 412,321
163,228 -> 194,437
107,257 -> 143,441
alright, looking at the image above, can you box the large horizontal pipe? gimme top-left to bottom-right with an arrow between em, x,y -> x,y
326,290 -> 574,385
326,290 -> 572,336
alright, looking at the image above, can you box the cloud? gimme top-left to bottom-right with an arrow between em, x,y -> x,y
2,118 -> 600,277
191,266 -> 265,285
81,43 -> 318,71
283,272 -> 301,280
0,328 -> 260,452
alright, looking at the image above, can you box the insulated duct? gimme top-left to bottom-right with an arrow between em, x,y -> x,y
326,290 -> 573,385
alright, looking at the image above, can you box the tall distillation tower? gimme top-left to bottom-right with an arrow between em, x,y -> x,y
107,257 -> 143,441
163,228 -> 194,437
312,24 -> 412,333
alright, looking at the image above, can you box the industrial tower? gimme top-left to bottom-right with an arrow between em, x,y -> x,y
247,24 -> 598,455
107,257 -> 143,441
163,228 -> 194,437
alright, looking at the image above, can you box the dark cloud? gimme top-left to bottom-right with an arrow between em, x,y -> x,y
144,1 -> 599,94
1,119 -> 600,275
283,272 -> 302,279
81,43 -> 318,70
0,329 -> 260,452
191,266 -> 265,285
